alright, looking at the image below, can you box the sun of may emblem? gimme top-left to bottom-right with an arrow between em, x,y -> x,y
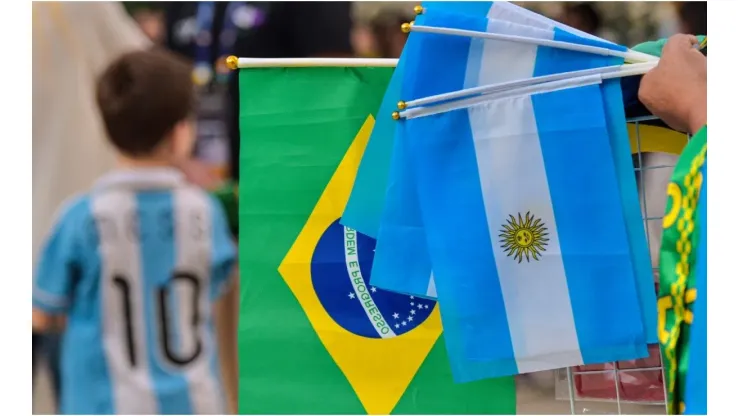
499,211 -> 549,263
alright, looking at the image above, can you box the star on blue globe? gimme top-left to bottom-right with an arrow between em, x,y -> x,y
311,219 -> 436,339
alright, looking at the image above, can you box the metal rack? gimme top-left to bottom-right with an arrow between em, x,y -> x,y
554,116 -> 691,415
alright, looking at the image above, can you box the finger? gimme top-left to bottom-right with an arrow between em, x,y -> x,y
665,34 -> 699,51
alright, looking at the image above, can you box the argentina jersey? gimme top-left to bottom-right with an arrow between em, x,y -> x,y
32,168 -> 236,414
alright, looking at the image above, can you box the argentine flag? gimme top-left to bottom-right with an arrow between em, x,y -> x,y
342,1 -> 478,238
369,7 -> 657,345
395,13 -> 649,381
368,6 -> 586,301
342,1 -> 627,239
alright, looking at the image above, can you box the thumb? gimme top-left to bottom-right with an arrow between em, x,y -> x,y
685,34 -> 699,46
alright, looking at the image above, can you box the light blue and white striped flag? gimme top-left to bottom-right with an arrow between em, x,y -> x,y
369,5 -> 657,341
369,6 -> 578,302
342,1 -> 618,238
341,2 -> 474,239
390,10 -> 650,382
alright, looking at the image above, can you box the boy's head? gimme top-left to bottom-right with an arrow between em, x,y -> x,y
96,48 -> 196,161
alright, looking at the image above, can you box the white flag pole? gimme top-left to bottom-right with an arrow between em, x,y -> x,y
401,61 -> 658,110
399,75 -> 602,120
410,4 -> 658,64
397,62 -> 656,120
405,24 -> 656,64
225,57 -> 398,69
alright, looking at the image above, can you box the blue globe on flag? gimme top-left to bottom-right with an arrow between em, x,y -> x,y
311,220 -> 436,339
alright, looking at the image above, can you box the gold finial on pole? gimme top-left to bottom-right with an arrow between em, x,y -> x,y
401,22 -> 413,33
397,101 -> 407,110
225,56 -> 239,71
413,5 -> 424,15
392,111 -> 401,120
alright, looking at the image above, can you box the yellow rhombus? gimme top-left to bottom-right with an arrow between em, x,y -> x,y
278,115 -> 443,415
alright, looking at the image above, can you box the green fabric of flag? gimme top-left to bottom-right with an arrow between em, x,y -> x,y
237,66 -> 516,415
657,126 -> 707,415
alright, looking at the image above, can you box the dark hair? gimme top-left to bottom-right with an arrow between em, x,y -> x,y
564,2 -> 602,35
678,2 -> 707,35
96,48 -> 195,156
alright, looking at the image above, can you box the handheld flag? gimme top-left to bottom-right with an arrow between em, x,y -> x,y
403,83 -> 648,382
390,9 -> 651,381
372,8 -> 657,345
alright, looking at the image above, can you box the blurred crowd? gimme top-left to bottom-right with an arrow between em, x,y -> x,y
124,2 -> 707,59
114,1 -> 706,186
32,2 -> 707,414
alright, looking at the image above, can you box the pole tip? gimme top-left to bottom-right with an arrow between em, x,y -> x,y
397,101 -> 407,110
401,22 -> 412,33
225,56 -> 239,71
413,5 -> 424,15
392,111 -> 401,121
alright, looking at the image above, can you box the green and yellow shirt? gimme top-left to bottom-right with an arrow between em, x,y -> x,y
658,126 -> 707,414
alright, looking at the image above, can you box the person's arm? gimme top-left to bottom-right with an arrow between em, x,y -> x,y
33,199 -> 85,332
688,109 -> 707,138
208,196 -> 239,414
638,34 -> 706,134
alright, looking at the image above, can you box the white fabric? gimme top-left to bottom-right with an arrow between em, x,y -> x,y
173,186 -> 226,415
93,189 -> 158,414
467,15 -> 581,371
469,96 -> 583,372
487,1 -> 609,44
33,2 -> 150,263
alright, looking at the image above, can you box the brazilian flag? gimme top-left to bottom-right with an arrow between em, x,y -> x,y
236,64 -> 515,414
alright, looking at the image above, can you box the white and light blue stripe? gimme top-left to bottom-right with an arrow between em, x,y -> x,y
406,87 -> 649,382
33,169 -> 232,413
371,6 -> 566,301
371,6 -> 657,359
391,10 -> 649,381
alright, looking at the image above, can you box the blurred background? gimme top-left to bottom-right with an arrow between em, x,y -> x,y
123,1 -> 707,58
115,0 -> 706,183
33,1 -> 706,414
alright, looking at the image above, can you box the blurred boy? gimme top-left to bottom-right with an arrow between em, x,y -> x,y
32,49 -> 236,414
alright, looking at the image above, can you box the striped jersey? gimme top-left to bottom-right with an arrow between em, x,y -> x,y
32,168 -> 236,414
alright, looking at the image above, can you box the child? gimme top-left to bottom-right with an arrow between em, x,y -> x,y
32,49 -> 237,414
